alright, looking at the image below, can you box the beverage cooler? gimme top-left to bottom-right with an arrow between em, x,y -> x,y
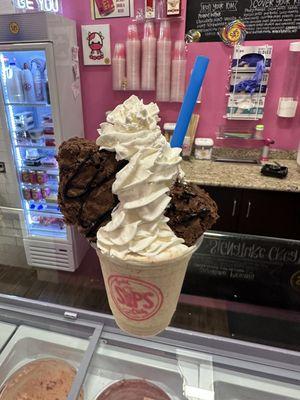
0,12 -> 89,271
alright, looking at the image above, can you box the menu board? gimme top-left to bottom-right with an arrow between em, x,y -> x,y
185,0 -> 300,42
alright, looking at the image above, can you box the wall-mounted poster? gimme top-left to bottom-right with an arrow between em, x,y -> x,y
81,24 -> 111,65
185,0 -> 300,42
90,0 -> 134,19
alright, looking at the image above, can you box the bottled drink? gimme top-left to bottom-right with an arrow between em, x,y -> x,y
6,62 -> 24,103
44,68 -> 50,104
22,187 -> 32,201
22,63 -> 35,103
32,61 -> 44,102
254,124 -> 264,140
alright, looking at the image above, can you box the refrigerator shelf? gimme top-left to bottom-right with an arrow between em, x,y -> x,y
19,166 -> 58,174
26,200 -> 59,209
45,197 -> 59,203
216,136 -> 265,142
42,123 -> 54,128
29,227 -> 66,239
5,102 -> 51,107
29,209 -> 61,217
22,180 -> 58,188
30,222 -> 65,231
16,144 -> 56,149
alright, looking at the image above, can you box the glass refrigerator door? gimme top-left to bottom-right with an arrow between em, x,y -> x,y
0,46 -> 67,240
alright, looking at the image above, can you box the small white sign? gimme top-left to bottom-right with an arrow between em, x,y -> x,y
81,24 -> 111,66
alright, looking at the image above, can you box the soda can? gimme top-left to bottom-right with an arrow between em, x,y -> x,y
36,171 -> 48,184
29,171 -> 37,184
22,187 -> 32,201
31,188 -> 42,201
41,186 -> 51,199
21,169 -> 31,183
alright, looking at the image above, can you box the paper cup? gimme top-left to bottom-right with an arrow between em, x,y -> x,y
96,237 -> 203,337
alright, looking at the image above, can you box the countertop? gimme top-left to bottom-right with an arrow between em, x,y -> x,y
182,159 -> 300,193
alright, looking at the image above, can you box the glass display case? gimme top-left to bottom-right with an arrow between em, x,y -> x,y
0,12 -> 89,271
0,294 -> 299,400
0,48 -> 63,238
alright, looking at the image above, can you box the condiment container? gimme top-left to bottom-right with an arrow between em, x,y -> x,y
194,138 -> 214,160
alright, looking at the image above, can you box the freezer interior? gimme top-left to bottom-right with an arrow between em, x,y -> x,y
0,48 -> 66,239
0,322 -> 299,400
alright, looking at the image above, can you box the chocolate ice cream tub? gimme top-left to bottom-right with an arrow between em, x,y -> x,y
94,379 -> 171,400
96,237 -> 203,337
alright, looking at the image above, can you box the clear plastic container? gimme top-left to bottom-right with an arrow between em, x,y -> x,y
254,124 -> 264,140
194,138 -> 214,160
277,42 -> 300,118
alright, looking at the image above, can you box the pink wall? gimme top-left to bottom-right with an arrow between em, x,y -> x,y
62,0 -> 300,150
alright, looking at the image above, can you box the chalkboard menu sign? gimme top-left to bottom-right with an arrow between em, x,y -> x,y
185,0 -> 300,42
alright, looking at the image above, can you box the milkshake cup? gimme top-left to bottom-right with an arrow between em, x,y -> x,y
96,237 -> 203,337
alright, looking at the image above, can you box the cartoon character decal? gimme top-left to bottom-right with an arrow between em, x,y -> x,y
87,31 -> 104,60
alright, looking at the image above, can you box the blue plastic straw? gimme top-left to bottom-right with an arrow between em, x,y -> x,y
170,56 -> 209,148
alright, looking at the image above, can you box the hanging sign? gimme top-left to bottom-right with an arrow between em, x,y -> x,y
81,24 -> 112,65
90,0 -> 133,19
13,0 -> 62,13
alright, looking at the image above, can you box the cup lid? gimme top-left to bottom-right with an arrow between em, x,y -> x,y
195,138 -> 214,146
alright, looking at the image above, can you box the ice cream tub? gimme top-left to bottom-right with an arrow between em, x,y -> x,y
96,237 -> 203,337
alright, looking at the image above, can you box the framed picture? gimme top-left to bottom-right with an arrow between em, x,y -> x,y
90,0 -> 134,19
81,24 -> 111,66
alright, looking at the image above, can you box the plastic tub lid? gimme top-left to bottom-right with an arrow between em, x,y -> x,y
163,123 -> 176,131
195,138 -> 214,147
255,124 -> 264,130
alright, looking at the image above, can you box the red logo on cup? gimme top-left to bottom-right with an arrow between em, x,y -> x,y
108,275 -> 163,321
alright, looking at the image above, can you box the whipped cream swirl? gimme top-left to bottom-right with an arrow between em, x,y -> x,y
96,96 -> 191,261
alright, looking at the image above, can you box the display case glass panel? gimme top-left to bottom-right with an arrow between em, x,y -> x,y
0,49 -> 65,240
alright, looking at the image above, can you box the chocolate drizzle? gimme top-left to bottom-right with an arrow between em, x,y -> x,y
57,137 -> 127,240
166,181 -> 219,246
